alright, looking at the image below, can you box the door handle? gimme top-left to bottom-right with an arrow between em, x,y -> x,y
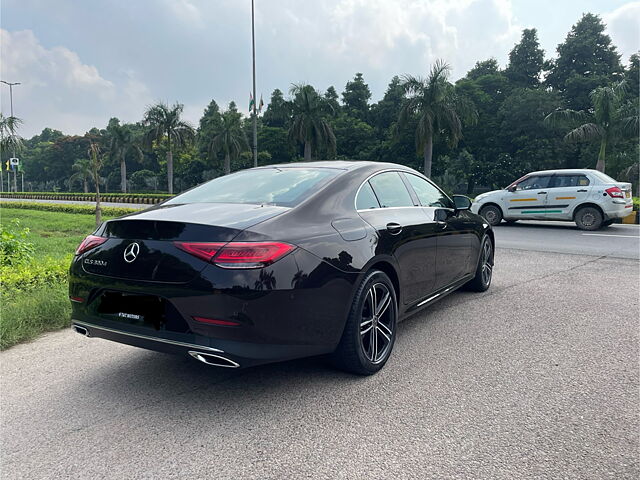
537,191 -> 547,194
577,189 -> 588,192
386,223 -> 403,235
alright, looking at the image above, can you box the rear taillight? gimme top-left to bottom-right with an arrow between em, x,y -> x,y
605,186 -> 624,198
175,241 -> 295,269
174,242 -> 225,262
75,235 -> 107,255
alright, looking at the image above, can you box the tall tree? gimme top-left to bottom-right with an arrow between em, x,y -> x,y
197,100 -> 223,164
546,13 -> 623,110
262,89 -> 291,128
465,58 -> 500,80
370,76 -> 404,131
142,102 -> 195,194
506,29 -> 545,88
208,105 -> 249,175
399,60 -> 478,177
342,73 -> 371,121
545,81 -> 639,172
108,120 -> 142,193
288,84 -> 336,161
324,86 -> 340,114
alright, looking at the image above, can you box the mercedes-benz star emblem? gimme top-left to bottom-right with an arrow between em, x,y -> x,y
123,242 -> 140,263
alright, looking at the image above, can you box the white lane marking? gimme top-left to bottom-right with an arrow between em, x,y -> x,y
582,233 -> 640,238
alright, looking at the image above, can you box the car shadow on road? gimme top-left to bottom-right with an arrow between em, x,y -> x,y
63,286 -> 482,420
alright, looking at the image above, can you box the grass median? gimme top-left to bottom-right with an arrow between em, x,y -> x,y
0,208 -> 115,349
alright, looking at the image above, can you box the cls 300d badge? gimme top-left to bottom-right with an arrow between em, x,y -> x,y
83,259 -> 107,266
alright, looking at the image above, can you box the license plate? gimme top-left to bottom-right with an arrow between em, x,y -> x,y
625,191 -> 631,198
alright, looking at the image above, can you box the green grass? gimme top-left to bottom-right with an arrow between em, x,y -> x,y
0,208 -> 116,349
0,207 -> 114,258
0,283 -> 71,349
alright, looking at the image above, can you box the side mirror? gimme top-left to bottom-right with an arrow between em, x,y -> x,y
507,185 -> 517,192
453,195 -> 472,211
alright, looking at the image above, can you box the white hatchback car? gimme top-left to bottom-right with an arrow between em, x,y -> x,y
471,169 -> 633,230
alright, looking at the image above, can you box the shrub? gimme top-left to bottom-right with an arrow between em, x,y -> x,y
0,202 -> 139,217
0,256 -> 70,292
0,220 -> 35,266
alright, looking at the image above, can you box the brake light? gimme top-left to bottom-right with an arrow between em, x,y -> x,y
175,241 -> 295,268
605,186 -> 624,198
75,235 -> 107,255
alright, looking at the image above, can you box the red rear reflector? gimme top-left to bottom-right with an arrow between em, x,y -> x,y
605,186 -> 624,198
174,242 -> 225,262
175,241 -> 295,268
69,296 -> 84,303
75,235 -> 107,255
192,316 -> 240,326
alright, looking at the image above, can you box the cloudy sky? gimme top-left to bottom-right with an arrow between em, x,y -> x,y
1,0 -> 638,137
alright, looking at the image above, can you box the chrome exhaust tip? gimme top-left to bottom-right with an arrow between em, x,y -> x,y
188,351 -> 240,368
72,324 -> 89,337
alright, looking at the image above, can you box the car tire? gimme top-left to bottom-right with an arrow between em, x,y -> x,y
575,206 -> 603,231
479,205 -> 503,226
332,270 -> 397,375
466,235 -> 494,292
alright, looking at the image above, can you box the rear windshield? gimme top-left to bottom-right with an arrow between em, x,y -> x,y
590,171 -> 618,184
165,167 -> 342,208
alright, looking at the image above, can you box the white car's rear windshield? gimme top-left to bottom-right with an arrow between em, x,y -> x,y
165,167 -> 342,207
590,171 -> 618,184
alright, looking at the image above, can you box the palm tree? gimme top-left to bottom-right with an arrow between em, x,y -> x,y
109,123 -> 142,193
545,81 -> 639,173
398,60 -> 477,177
0,114 -> 24,192
208,108 -> 248,174
142,102 -> 195,194
288,84 -> 336,161
69,158 -> 92,193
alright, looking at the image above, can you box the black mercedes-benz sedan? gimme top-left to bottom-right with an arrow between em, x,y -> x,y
70,161 -> 493,375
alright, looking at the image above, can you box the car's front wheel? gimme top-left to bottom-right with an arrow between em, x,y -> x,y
575,206 -> 603,230
332,270 -> 397,375
479,205 -> 503,226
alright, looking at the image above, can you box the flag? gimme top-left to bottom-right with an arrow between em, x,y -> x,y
249,92 -> 255,111
258,95 -> 264,114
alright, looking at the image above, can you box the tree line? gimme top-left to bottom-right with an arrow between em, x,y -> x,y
1,13 -> 638,195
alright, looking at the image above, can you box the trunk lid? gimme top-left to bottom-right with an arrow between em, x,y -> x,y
81,203 -> 289,282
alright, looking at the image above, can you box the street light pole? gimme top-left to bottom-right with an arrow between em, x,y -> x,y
251,0 -> 258,168
1,80 -> 21,192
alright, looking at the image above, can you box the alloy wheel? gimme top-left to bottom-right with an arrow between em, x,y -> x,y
359,282 -> 395,364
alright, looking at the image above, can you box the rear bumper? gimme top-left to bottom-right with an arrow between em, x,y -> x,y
603,201 -> 633,220
69,247 -> 359,368
72,317 -> 334,368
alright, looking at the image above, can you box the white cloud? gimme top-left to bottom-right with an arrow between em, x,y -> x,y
605,2 -> 640,62
0,29 -> 152,136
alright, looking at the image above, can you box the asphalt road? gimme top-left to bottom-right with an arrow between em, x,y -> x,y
494,221 -> 639,260
1,227 -> 639,479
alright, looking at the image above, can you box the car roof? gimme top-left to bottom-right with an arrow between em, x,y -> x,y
527,169 -> 600,176
251,160 -> 411,172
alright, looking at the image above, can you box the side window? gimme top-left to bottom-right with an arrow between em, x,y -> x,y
405,173 -> 453,208
516,175 -> 551,190
552,175 -> 590,188
355,182 -> 380,210
368,172 -> 414,208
